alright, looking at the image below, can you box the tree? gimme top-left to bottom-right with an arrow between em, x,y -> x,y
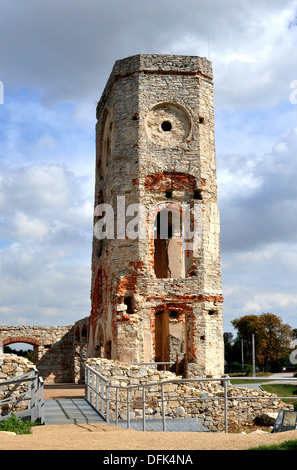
231,313 -> 293,371
223,332 -> 234,364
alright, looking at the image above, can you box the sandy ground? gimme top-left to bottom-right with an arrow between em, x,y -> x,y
1,384 -> 297,451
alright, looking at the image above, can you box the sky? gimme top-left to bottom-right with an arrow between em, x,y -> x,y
0,0 -> 297,336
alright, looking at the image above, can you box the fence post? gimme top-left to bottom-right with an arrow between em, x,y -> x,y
161,383 -> 166,432
224,379 -> 228,433
142,387 -> 146,431
96,375 -> 99,412
30,370 -> 38,422
106,384 -> 110,424
38,377 -> 45,424
86,367 -> 90,402
127,389 -> 130,429
115,388 -> 119,426
101,379 -> 104,415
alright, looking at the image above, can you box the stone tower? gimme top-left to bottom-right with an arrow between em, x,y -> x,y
88,54 -> 224,377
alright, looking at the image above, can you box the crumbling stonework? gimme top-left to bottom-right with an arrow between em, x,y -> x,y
88,54 -> 224,377
86,358 -> 291,432
0,318 -> 89,384
0,354 -> 34,416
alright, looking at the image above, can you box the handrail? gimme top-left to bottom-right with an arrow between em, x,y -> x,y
85,365 -> 110,423
0,366 -> 44,424
132,362 -> 175,371
84,365 -> 297,433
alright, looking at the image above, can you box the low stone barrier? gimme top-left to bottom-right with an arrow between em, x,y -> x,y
86,358 -> 291,431
0,354 -> 34,416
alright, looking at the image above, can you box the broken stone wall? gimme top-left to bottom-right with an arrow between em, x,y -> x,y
86,358 -> 290,432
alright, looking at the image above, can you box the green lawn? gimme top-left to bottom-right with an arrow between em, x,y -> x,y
248,439 -> 297,450
230,379 -> 266,385
260,383 -> 297,405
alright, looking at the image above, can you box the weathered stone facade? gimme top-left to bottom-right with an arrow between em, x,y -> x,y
0,354 -> 34,416
0,318 -> 89,384
88,54 -> 224,377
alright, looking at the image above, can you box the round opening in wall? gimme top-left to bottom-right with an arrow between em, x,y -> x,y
145,102 -> 191,147
161,121 -> 172,132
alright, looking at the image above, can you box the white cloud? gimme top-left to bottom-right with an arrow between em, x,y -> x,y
1,0 -> 297,332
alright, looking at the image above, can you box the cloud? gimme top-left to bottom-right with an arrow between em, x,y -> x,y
218,123 -> 297,252
0,160 -> 93,325
0,0 -> 297,333
1,0 -> 296,108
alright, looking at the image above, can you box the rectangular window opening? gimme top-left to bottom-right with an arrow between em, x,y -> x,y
124,296 -> 134,314
194,190 -> 202,200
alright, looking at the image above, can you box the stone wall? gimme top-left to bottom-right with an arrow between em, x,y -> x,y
86,358 -> 291,431
89,54 -> 224,377
0,318 -> 89,384
0,354 -> 34,416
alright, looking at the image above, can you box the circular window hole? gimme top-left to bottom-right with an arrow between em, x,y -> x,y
161,121 -> 172,132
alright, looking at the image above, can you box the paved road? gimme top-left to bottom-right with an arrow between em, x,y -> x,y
233,373 -> 296,391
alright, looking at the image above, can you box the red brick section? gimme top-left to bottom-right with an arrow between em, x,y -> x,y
146,294 -> 223,303
2,336 -> 40,346
144,172 -> 197,191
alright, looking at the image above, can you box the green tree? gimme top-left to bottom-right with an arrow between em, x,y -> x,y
231,313 -> 293,371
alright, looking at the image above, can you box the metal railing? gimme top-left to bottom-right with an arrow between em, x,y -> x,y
132,362 -> 175,371
0,366 -> 44,424
85,365 -> 110,423
85,365 -> 297,433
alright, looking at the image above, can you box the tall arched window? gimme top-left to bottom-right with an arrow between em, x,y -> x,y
154,208 -> 185,279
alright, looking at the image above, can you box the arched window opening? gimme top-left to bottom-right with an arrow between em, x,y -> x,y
75,327 -> 80,342
105,340 -> 112,359
81,324 -> 88,338
154,209 -> 185,279
4,342 -> 34,363
154,309 -> 187,372
95,324 -> 105,358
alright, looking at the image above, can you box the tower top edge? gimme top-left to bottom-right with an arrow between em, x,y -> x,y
113,53 -> 212,77
96,54 -> 213,118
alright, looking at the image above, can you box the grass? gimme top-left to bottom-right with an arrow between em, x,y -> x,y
260,383 -> 297,406
248,439 -> 297,450
0,414 -> 39,435
230,379 -> 266,385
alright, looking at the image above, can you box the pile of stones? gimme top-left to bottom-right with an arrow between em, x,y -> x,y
86,358 -> 292,431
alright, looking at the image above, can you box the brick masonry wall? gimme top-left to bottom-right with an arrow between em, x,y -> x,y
89,54 -> 224,377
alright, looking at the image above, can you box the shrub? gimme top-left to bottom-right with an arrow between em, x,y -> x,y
227,362 -> 242,373
244,364 -> 253,376
0,414 -> 37,435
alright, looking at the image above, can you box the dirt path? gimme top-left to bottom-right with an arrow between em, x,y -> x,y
1,384 -> 297,451
1,423 -> 297,451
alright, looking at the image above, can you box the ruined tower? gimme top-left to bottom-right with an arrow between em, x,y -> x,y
88,54 -> 224,377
